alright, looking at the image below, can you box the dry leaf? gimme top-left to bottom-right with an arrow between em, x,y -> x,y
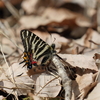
0,44 -> 14,55
47,33 -> 70,52
0,63 -> 34,95
74,28 -> 100,49
21,0 -> 39,14
0,0 -> 100,99
85,72 -> 100,100
21,0 -> 66,14
19,7 -> 76,29
83,48 -> 100,57
76,17 -> 92,27
59,54 -> 98,71
72,73 -> 97,100
34,73 -> 61,97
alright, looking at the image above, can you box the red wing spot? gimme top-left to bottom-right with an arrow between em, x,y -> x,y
31,61 -> 37,64
30,54 -> 37,65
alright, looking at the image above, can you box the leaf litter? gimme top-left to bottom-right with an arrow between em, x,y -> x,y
0,0 -> 100,100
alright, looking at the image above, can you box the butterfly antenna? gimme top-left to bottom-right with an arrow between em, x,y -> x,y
19,60 -> 26,64
40,26 -> 54,45
41,27 -> 56,45
22,63 -> 28,67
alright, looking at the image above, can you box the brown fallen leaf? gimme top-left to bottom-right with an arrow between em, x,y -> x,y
80,81 -> 97,99
93,53 -> 100,81
59,54 -> 98,71
2,37 -> 16,49
34,73 -> 61,98
76,17 -> 92,27
19,15 -> 49,29
21,0 -> 39,14
74,28 -> 100,49
85,73 -> 100,100
21,0 -> 67,14
46,33 -> 71,53
0,63 -> 34,96
72,73 -> 97,100
65,41 -> 86,54
19,7 -> 90,30
0,44 -> 14,55
83,48 -> 100,57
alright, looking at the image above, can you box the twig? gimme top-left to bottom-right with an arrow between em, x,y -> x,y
35,76 -> 60,95
52,55 -> 72,100
0,85 -> 34,91
0,44 -> 19,100
2,0 -> 20,19
0,23 -> 23,51
89,40 -> 100,46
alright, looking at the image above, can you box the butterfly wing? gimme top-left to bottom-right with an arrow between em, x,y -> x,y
20,30 -> 55,67
20,30 -> 35,52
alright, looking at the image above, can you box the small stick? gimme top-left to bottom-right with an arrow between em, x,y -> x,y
52,55 -> 72,100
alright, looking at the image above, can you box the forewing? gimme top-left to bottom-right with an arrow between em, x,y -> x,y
20,30 -> 34,52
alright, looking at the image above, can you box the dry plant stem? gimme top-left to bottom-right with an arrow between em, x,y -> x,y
36,76 -> 60,95
2,0 -> 20,19
0,44 -> 19,100
0,29 -> 22,51
52,55 -> 72,100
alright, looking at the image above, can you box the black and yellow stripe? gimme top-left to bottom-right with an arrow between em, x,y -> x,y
20,30 -> 56,68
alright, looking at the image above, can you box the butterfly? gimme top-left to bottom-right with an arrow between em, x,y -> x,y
20,29 -> 56,69
20,30 -> 76,80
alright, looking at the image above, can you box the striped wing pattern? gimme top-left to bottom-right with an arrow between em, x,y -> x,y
20,30 -> 76,80
20,30 -> 55,69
